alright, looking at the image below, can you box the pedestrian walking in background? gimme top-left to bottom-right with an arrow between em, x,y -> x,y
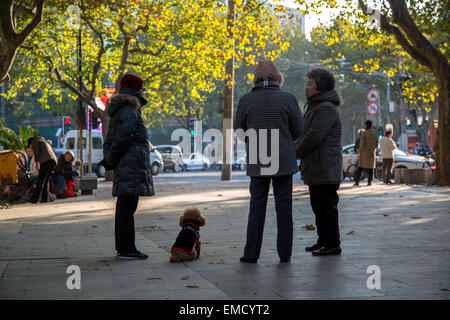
354,120 -> 378,186
379,129 -> 397,184
28,136 -> 57,203
101,73 -> 155,260
296,68 -> 343,256
234,60 -> 304,263
354,128 -> 364,153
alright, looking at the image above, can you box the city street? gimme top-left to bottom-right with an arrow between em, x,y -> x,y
0,171 -> 449,300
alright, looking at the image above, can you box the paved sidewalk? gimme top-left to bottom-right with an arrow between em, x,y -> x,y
0,171 -> 449,299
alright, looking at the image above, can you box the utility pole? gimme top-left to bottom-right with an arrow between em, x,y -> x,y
386,78 -> 391,125
77,1 -> 84,177
399,55 -> 408,152
221,0 -> 235,181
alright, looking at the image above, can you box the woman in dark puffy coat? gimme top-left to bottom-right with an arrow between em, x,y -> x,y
102,73 -> 155,260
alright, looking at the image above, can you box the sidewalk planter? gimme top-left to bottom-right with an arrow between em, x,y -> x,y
394,168 -> 409,184
75,177 -> 98,195
394,168 -> 435,185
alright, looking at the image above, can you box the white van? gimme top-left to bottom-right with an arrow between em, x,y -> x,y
61,130 -> 105,177
61,129 -> 163,177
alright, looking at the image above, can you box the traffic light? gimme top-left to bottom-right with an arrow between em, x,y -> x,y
62,116 -> 71,135
377,126 -> 383,141
189,117 -> 196,136
188,118 -> 197,152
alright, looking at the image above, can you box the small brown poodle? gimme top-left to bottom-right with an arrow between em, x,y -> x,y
169,207 -> 206,263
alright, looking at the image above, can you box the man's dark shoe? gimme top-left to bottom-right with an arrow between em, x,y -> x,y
305,243 -> 322,252
280,257 -> 291,263
240,256 -> 257,263
312,246 -> 341,256
367,182 -> 372,186
353,183 -> 359,186
117,250 -> 148,260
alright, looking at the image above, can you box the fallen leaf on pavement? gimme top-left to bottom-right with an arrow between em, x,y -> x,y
218,194 -> 223,197
92,225 -> 98,228
181,276 -> 189,280
347,230 -> 355,235
440,288 -> 450,291
383,214 -> 390,217
186,285 -> 199,288
412,217 -> 422,219
209,259 -> 225,264
303,224 -> 316,230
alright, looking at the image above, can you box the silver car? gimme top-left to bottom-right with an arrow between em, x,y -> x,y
149,142 -> 163,175
342,144 -> 435,180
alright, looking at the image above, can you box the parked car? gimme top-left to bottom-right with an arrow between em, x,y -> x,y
62,130 -> 105,177
182,152 -> 210,171
213,151 -> 246,171
156,145 -> 184,172
63,130 -> 162,177
342,144 -> 435,180
149,142 -> 163,176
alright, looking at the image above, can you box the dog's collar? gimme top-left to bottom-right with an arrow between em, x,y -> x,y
182,221 -> 200,231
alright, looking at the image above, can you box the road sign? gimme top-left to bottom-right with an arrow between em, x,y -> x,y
367,102 -> 379,115
367,88 -> 379,102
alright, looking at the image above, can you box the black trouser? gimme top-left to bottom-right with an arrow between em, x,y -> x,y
308,184 -> 340,248
115,196 -> 139,253
382,159 -> 394,183
30,159 -> 56,203
244,175 -> 293,260
354,167 -> 374,184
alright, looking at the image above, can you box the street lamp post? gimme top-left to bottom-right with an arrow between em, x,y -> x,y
386,78 -> 391,125
76,2 -> 84,178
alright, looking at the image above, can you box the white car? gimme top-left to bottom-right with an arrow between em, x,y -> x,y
182,153 -> 210,171
342,144 -> 435,180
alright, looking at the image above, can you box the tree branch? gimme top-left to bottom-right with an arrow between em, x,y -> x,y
16,0 -> 45,45
115,19 -> 131,90
358,0 -> 432,69
80,11 -> 105,99
52,67 -> 103,114
386,0 -> 448,70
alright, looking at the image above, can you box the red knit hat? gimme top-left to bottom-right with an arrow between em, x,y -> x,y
120,73 -> 144,91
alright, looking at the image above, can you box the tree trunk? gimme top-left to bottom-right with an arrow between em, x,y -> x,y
435,65 -> 450,185
0,0 -> 45,84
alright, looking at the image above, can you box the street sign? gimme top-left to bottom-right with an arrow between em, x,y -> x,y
367,102 -> 379,115
389,101 -> 395,113
367,88 -> 379,102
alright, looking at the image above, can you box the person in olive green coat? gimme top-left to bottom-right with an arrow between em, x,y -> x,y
296,68 -> 343,256
28,136 -> 57,203
354,120 -> 379,186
